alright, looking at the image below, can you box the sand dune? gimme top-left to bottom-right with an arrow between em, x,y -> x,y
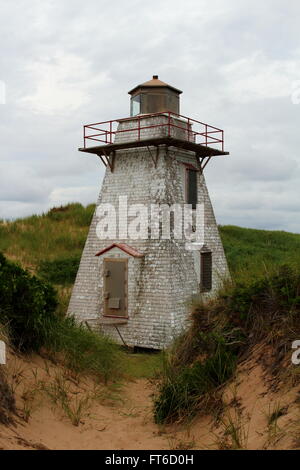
0,347 -> 299,450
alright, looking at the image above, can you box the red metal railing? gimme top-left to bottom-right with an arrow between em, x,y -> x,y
83,111 -> 224,151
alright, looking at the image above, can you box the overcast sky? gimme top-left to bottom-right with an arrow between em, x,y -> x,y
0,0 -> 299,232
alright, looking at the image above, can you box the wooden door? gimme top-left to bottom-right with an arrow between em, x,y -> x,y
103,259 -> 128,317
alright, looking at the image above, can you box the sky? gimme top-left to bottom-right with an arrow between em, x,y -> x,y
0,0 -> 299,232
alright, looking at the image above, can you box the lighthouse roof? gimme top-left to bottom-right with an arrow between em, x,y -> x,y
128,75 -> 182,95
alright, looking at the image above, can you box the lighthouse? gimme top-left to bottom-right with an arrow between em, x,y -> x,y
68,76 -> 230,349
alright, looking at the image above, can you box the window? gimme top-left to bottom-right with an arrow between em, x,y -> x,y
200,251 -> 212,292
186,168 -> 198,209
131,94 -> 141,116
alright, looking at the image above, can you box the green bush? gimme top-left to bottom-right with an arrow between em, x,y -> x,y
37,256 -> 80,285
0,253 -> 122,381
0,252 -> 58,351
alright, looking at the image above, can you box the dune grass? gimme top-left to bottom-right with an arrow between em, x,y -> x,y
154,264 -> 300,424
47,316 -> 123,383
0,203 -> 95,271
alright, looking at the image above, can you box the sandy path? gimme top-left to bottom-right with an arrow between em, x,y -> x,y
0,376 -> 186,450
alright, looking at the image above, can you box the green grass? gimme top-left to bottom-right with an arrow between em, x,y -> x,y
154,345 -> 237,424
47,316 -> 123,383
124,351 -> 164,379
0,203 -> 95,271
219,225 -> 300,282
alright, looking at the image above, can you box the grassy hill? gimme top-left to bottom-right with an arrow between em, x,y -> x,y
0,204 -> 95,314
0,203 -> 95,270
1,202 -> 299,288
0,202 -> 299,320
220,225 -> 300,282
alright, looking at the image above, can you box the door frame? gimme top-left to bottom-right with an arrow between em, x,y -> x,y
103,258 -> 128,319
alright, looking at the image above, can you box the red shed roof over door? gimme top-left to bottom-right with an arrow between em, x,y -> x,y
95,243 -> 144,258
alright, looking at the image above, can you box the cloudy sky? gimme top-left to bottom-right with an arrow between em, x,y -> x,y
0,0 -> 299,232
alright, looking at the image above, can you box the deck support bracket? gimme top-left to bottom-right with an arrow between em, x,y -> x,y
201,156 -> 212,173
147,146 -> 159,168
195,153 -> 202,171
197,154 -> 212,174
97,153 -> 107,168
101,150 -> 115,172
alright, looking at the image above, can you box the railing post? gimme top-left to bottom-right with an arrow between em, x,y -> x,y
222,130 -> 224,152
110,121 -> 112,144
205,124 -> 208,146
168,112 -> 171,137
187,118 -> 190,141
83,126 -> 86,149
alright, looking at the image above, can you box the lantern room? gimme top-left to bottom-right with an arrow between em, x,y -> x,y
128,75 -> 182,116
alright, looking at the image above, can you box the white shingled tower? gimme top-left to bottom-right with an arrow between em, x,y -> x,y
68,76 -> 230,349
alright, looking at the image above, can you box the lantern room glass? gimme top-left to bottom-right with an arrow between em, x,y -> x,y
130,95 -> 141,116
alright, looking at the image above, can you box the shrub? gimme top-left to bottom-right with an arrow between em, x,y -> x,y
0,252 -> 58,352
0,253 -> 122,381
222,265 -> 300,338
37,256 -> 80,285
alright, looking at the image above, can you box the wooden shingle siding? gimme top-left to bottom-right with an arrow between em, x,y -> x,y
67,117 -> 230,349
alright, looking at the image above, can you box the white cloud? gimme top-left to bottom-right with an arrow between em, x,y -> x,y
0,162 -> 50,203
220,51 -> 300,103
0,0 -> 299,232
49,186 -> 99,207
20,53 -> 111,115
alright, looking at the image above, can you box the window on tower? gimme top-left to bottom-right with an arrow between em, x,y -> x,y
200,250 -> 212,292
131,95 -> 141,116
186,168 -> 198,210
